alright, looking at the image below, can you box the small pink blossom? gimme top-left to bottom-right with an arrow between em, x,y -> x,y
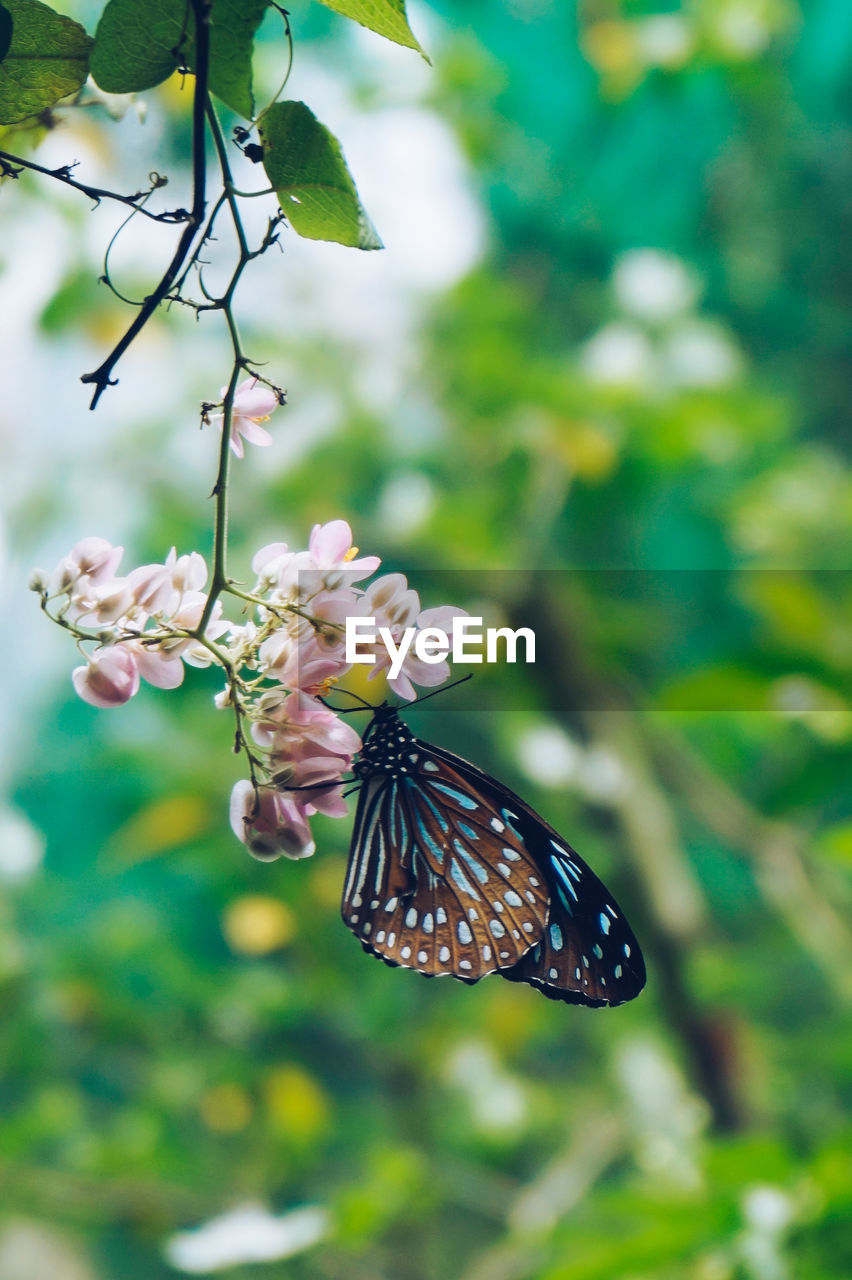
269,755 -> 349,818
51,538 -> 125,603
69,537 -> 124,582
271,521 -> 380,599
208,377 -> 281,459
253,690 -> 361,762
126,640 -> 185,690
72,646 -> 140,708
71,577 -> 134,627
166,548 -> 208,595
157,593 -> 227,665
127,562 -> 175,616
230,780 -> 315,861
258,630 -> 347,694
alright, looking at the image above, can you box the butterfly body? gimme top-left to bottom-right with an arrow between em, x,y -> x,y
343,707 -> 646,1007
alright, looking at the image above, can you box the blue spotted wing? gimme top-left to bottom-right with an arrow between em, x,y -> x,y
344,710 -> 550,980
343,707 -> 645,1007
425,744 -> 646,1006
497,834 -> 646,1006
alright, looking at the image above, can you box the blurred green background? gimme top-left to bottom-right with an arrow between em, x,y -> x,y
1,0 -> 851,1277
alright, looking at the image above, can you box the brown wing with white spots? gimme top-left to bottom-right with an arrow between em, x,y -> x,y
497,837 -> 646,1006
425,745 -> 647,1007
342,746 -> 549,981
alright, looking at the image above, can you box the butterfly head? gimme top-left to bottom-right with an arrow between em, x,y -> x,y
353,705 -> 418,780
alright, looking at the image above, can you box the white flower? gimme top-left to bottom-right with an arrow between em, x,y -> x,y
164,1203 -> 330,1273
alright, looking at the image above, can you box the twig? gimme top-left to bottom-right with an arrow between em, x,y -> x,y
648,724 -> 852,1005
0,150 -> 188,222
80,0 -> 212,408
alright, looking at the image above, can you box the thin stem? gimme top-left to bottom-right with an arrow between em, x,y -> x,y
0,151 -> 187,222
196,98 -> 249,634
80,0 -> 212,408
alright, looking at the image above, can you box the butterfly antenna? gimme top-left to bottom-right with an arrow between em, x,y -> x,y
318,688 -> 378,714
409,673 -> 474,707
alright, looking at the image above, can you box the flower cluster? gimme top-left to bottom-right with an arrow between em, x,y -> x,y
34,520 -> 465,862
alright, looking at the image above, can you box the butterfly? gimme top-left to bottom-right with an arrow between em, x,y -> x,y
342,704 -> 646,1007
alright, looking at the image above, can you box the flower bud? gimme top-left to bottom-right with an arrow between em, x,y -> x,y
229,780 -> 315,860
72,646 -> 140,708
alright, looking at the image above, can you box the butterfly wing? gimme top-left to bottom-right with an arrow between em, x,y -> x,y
342,743 -> 550,981
425,745 -> 646,1007
499,839 -> 646,1006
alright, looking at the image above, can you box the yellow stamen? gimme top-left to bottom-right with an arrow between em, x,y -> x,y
343,546 -> 359,561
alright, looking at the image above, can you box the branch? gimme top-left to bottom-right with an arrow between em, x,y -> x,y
0,150 -> 189,222
647,724 -> 852,1006
509,585 -> 746,1130
80,0 -> 212,408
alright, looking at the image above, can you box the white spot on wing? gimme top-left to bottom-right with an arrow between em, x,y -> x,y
458,920 -> 473,945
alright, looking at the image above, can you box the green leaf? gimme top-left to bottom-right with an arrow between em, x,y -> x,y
0,0 -> 93,126
260,101 -> 383,250
312,0 -> 427,58
90,0 -> 187,96
0,6 -> 13,64
90,0 -> 267,118
206,0 -> 268,118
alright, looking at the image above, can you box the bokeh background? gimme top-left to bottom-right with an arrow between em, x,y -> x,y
1,0 -> 851,1277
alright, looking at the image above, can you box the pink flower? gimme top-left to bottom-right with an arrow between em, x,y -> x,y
125,640 -> 185,690
127,562 -> 175,616
252,691 -> 361,762
72,646 -> 140,708
52,537 -> 125,602
230,780 -> 315,860
208,377 -> 281,459
271,521 -> 380,600
258,629 -> 348,694
157,592 -> 228,665
307,520 -> 380,584
70,577 -> 134,627
269,756 -> 350,818
68,537 -> 124,582
166,548 -> 208,595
